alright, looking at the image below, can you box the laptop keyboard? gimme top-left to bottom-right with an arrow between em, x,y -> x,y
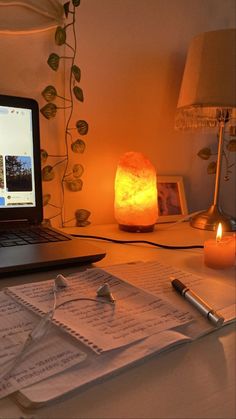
0,227 -> 70,247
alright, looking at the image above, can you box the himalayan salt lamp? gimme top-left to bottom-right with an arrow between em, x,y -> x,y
114,151 -> 158,232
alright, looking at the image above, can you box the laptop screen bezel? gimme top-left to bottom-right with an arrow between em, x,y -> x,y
0,94 -> 43,224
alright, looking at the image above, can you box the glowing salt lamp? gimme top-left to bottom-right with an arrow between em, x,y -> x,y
114,151 -> 158,232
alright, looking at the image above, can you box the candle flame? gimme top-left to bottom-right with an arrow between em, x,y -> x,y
216,223 -> 222,242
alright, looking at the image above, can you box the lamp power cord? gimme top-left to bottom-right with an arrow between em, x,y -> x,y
71,234 -> 204,250
71,210 -> 205,250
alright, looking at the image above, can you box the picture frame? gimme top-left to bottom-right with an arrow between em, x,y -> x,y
157,176 -> 188,223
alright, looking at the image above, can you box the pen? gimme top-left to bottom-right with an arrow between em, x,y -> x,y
171,278 -> 225,327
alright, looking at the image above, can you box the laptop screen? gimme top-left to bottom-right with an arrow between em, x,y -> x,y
0,105 -> 36,208
0,95 -> 43,224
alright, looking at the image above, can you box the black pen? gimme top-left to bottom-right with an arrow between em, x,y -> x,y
171,278 -> 225,327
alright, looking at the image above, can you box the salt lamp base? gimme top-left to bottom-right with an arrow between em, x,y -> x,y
119,224 -> 155,233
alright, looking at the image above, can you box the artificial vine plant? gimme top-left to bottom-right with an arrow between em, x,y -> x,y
197,125 -> 236,181
40,0 -> 91,227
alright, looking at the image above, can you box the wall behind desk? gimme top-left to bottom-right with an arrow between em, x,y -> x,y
0,0 -> 235,226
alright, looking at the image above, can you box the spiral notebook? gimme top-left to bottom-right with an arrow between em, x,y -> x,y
5,265 -> 197,354
4,260 -> 235,408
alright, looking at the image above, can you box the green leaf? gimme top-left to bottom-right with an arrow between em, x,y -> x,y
71,139 -> 86,153
63,2 -> 70,17
47,53 -> 60,71
66,179 -> 83,191
40,103 -> 57,119
72,65 -> 81,82
42,166 -> 55,181
76,120 -> 88,135
72,0 -> 80,6
73,163 -> 84,178
40,149 -> 48,164
197,147 -> 211,160
73,86 -> 84,102
207,161 -> 217,174
42,85 -> 57,102
226,139 -> 236,152
55,26 -> 66,46
75,209 -> 91,226
43,194 -> 51,206
75,208 -> 90,221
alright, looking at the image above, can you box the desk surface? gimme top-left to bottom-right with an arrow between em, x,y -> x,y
0,222 -> 235,419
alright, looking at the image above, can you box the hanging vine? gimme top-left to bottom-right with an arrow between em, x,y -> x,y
197,124 -> 236,180
40,0 -> 91,227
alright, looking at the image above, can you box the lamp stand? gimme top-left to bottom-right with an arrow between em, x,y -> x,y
191,110 -> 236,231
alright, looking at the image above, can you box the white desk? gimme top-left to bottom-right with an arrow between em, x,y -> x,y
0,223 -> 235,419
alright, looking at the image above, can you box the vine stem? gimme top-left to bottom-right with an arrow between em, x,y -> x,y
57,105 -> 72,110
60,55 -> 74,60
56,94 -> 72,102
61,5 -> 76,227
63,217 -> 76,224
52,158 -> 67,169
65,42 -> 75,53
48,154 -> 67,158
49,203 -> 62,209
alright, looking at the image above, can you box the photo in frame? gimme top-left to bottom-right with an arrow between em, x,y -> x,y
157,176 -> 188,222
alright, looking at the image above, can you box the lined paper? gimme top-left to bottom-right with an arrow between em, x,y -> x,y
0,292 -> 86,399
6,268 -> 193,354
105,261 -> 236,322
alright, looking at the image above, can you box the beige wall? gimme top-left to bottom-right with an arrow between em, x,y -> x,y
0,0 -> 235,226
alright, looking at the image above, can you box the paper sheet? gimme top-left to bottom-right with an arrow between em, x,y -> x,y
0,292 -> 86,399
105,261 -> 236,322
5,261 -> 236,408
6,268 -> 193,353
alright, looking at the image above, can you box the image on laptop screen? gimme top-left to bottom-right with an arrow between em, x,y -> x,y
0,104 -> 36,209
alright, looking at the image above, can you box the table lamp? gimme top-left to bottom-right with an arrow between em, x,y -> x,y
114,151 -> 158,232
0,0 -> 64,33
175,29 -> 236,231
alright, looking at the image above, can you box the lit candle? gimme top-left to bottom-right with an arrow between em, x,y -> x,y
204,223 -> 235,269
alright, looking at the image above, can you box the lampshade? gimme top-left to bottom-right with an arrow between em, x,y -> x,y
175,28 -> 236,129
175,28 -> 236,231
0,0 -> 64,33
114,152 -> 158,232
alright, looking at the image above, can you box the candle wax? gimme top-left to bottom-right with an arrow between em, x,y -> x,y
204,236 -> 235,269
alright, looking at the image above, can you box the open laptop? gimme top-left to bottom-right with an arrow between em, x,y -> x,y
0,94 -> 105,276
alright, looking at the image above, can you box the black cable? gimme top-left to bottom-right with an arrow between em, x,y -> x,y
71,234 -> 204,250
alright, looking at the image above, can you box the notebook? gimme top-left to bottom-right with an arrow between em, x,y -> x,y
2,260 -> 235,406
0,94 -> 105,276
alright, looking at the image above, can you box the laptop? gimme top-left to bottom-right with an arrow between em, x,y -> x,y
0,94 -> 105,276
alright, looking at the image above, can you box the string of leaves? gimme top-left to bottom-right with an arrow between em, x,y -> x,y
40,0 -> 91,227
197,124 -> 236,180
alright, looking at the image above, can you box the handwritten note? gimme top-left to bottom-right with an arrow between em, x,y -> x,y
6,269 -> 193,354
105,261 -> 236,321
0,292 -> 86,399
105,260 -> 200,296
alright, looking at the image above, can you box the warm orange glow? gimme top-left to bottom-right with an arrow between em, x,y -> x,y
114,152 -> 158,231
216,223 -> 222,242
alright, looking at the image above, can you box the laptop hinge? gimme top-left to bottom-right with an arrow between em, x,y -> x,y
0,219 -> 31,229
